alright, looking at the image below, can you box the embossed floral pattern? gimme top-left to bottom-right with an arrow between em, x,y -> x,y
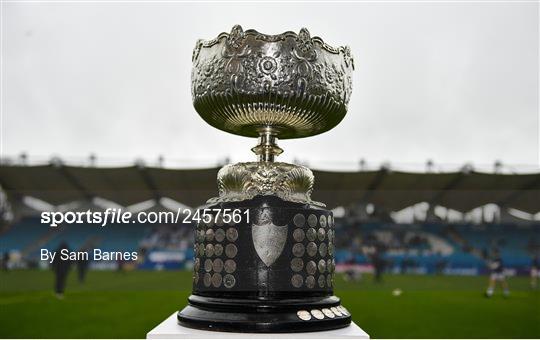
190,26 -> 354,138
226,25 -> 245,50
192,39 -> 203,62
192,27 -> 353,101
296,28 -> 316,60
343,46 -> 354,69
258,56 -> 278,76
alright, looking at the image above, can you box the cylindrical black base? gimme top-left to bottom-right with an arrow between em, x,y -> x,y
178,195 -> 351,332
178,294 -> 351,333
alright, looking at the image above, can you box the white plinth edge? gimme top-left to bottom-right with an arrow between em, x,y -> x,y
147,312 -> 369,339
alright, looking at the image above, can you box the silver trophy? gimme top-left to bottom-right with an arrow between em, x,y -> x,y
178,25 -> 354,332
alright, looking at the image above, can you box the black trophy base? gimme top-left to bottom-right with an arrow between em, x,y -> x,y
177,294 -> 351,333
180,195 -> 351,333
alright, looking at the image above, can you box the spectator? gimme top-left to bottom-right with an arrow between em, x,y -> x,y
77,247 -> 90,283
52,242 -> 71,299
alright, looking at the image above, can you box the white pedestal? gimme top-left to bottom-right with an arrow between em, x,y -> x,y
147,312 -> 369,339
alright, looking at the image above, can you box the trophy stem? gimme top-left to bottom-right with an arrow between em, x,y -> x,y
251,127 -> 283,162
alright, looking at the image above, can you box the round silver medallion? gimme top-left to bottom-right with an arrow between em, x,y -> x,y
327,274 -> 333,287
327,230 -> 334,243
214,244 -> 224,256
328,243 -> 334,256
317,228 -> 326,241
322,308 -> 335,318
211,273 -> 222,287
307,242 -> 317,257
292,243 -> 305,257
290,257 -> 304,272
224,259 -> 236,273
215,217 -> 224,227
205,229 -> 215,242
197,230 -> 205,242
306,275 -> 315,288
306,260 -> 317,275
318,259 -> 326,273
319,242 -> 327,257
203,273 -> 211,287
310,309 -> 325,320
215,228 -> 225,242
338,306 -> 350,316
213,258 -> 224,273
293,228 -> 305,242
194,258 -> 200,271
226,228 -> 238,242
331,307 -> 343,317
307,214 -> 318,228
293,214 -> 306,228
319,215 -> 327,228
306,228 -> 316,241
297,310 -> 311,321
204,259 -> 213,272
318,275 -> 326,288
223,274 -> 236,288
225,244 -> 238,258
291,274 -> 303,288
205,244 -> 214,257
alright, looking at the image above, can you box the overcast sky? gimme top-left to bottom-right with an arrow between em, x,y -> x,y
2,2 -> 538,171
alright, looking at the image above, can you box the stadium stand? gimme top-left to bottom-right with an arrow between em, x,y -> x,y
0,164 -> 539,215
334,221 -> 538,275
0,163 -> 538,274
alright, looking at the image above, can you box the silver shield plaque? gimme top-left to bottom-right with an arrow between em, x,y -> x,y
252,222 -> 288,267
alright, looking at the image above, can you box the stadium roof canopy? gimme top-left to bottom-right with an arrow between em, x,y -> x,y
0,165 -> 538,216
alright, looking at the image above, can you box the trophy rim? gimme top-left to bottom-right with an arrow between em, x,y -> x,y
193,25 -> 354,62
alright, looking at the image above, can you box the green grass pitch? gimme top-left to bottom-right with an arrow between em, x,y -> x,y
0,270 -> 538,338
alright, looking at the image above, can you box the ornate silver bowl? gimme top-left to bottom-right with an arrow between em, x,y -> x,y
192,25 -> 354,141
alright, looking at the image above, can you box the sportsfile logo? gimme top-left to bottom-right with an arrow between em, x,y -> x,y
40,208 -> 248,227
41,209 -> 148,227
